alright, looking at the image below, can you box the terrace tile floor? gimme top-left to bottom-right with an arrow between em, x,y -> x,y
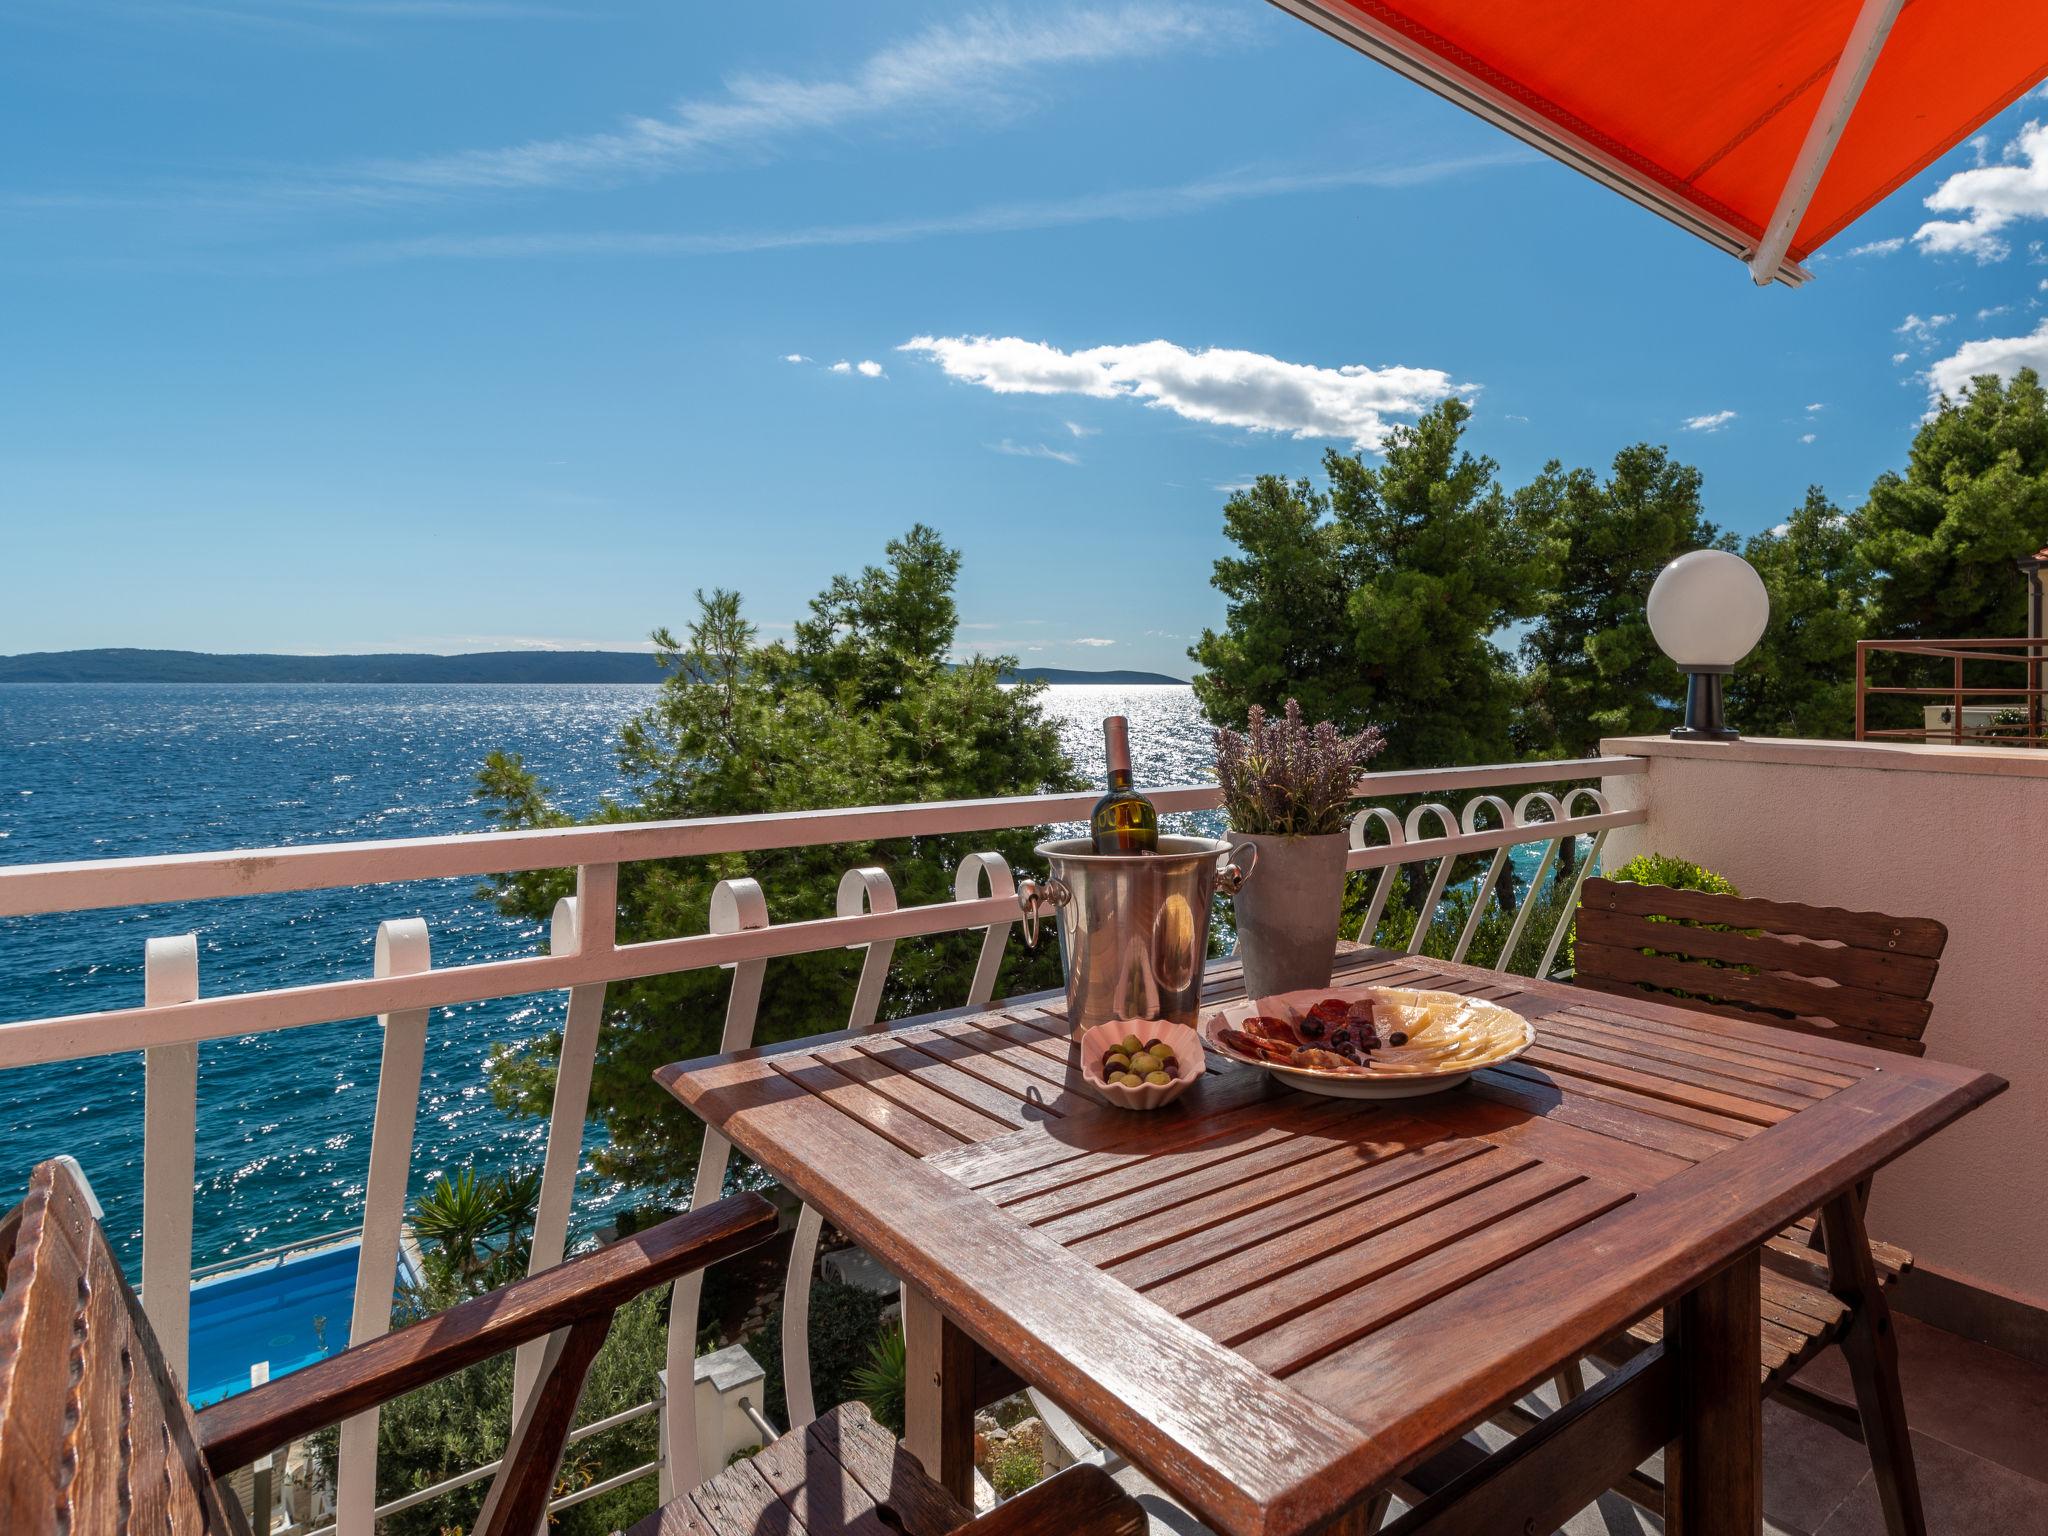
1100,1314 -> 2048,1534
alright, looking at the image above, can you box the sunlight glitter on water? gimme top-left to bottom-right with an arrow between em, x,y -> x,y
0,683 -> 1207,1270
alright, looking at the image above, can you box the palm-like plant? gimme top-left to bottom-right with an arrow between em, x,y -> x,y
851,1325 -> 908,1435
413,1168 -> 497,1281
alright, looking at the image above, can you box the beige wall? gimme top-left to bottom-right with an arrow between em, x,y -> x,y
1599,735 -> 2048,1313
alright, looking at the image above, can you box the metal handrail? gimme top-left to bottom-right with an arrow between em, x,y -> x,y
1855,637 -> 2048,747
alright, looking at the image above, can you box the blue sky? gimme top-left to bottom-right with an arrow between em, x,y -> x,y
5,2 -> 2048,677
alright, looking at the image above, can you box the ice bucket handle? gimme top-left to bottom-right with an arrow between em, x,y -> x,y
1219,840 -> 1259,896
1016,876 -> 1071,950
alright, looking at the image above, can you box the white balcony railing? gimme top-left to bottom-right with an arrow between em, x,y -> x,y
0,754 -> 1644,1530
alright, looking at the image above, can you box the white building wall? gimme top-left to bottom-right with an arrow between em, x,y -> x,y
1600,735 -> 2048,1316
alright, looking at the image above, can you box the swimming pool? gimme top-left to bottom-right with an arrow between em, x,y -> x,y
185,1235 -> 413,1409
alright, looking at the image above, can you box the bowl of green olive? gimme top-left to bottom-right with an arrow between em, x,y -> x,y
1079,1017 -> 1204,1110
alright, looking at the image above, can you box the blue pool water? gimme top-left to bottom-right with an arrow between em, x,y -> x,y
185,1236 -> 414,1408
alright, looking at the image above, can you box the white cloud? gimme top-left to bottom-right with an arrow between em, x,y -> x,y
1213,480 -> 1257,493
1925,317 -> 2048,403
1804,402 -> 1825,412
901,335 -> 1469,450
1071,637 -> 1116,647
782,352 -> 810,363
1891,351 -> 1910,364
856,359 -> 884,378
1800,433 -> 1816,444
1977,306 -> 2011,320
1848,236 -> 1905,256
344,151 -> 1528,264
348,4 -> 1232,197
988,439 -> 1081,464
1681,409 -> 1737,433
829,361 -> 852,373
1062,419 -> 1098,437
1768,521 -> 1792,537
1895,313 -> 1956,345
1914,121 -> 2048,262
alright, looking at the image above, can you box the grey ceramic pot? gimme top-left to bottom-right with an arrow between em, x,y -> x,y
1231,830 -> 1349,1000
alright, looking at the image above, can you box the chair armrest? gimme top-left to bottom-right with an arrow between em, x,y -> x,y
197,1192 -> 776,1472
952,1464 -> 1146,1536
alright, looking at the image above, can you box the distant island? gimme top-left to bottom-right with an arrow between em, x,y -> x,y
0,648 -> 1186,687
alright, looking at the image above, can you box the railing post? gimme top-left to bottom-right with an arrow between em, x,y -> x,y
248,1360 -> 275,1536
836,867 -> 898,1031
781,1205 -> 826,1430
1855,642 -> 1869,742
655,1368 -> 670,1494
1537,789 -> 1613,979
1447,796 -> 1515,964
1348,808 -> 1406,946
953,852 -> 1017,1009
141,933 -> 199,1382
336,916 -> 432,1536
515,863 -> 617,1420
771,865 -> 902,1434
663,877 -> 769,1498
1402,805 -> 1462,953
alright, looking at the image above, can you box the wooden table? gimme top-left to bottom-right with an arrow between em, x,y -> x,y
659,948 -> 2003,1536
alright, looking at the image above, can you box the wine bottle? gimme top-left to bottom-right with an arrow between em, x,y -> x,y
1091,716 -> 1159,854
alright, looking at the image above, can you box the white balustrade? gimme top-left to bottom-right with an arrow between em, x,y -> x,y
663,876 -> 770,1495
515,863 -> 618,1420
836,867 -> 898,1031
336,916 -> 432,1536
952,851 -> 1016,1009
1347,782 -> 1636,969
141,932 -> 200,1382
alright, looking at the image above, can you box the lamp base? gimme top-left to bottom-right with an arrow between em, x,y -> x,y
1673,669 -> 1739,742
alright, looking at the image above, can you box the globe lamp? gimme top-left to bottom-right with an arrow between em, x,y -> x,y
1647,550 -> 1770,741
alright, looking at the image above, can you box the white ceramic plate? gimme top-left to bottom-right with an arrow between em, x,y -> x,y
1202,985 -> 1535,1100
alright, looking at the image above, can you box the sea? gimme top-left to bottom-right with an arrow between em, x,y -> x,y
0,683 -> 1219,1271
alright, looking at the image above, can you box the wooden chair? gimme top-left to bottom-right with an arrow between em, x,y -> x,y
1570,875 -> 1949,1536
0,1157 -> 1144,1536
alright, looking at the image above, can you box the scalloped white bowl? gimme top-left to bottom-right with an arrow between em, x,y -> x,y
1078,1018 -> 1204,1110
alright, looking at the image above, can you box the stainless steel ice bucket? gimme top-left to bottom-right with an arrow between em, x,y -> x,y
1017,835 -> 1257,1034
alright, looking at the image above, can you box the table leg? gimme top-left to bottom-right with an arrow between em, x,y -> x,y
1821,1191 -> 1925,1536
902,1283 -> 978,1504
1664,1248 -> 1762,1536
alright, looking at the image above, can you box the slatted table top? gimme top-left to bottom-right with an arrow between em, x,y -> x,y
658,947 -> 2002,1536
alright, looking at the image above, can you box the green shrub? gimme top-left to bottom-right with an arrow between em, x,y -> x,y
1608,853 -> 1738,896
988,1437 -> 1044,1499
310,1287 -> 669,1536
745,1277 -> 895,1429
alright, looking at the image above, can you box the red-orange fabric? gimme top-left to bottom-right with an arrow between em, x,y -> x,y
1317,0 -> 2048,260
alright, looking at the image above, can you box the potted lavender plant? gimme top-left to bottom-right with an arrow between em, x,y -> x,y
1215,700 -> 1384,998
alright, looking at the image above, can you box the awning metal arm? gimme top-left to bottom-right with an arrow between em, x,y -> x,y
1747,0 -> 1906,284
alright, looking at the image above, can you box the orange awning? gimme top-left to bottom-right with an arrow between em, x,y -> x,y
1270,0 -> 2048,285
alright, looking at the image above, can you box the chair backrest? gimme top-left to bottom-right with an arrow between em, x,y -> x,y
1574,877 -> 1948,1057
0,1159 -> 249,1536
